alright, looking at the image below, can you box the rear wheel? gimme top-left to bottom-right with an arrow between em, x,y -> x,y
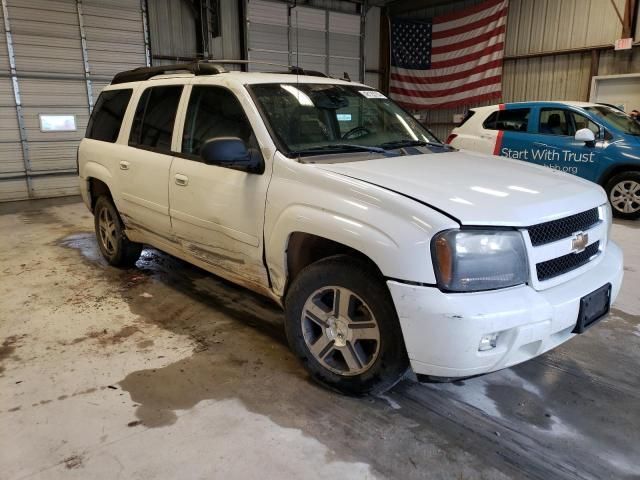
606,172 -> 640,220
285,255 -> 409,395
94,196 -> 142,267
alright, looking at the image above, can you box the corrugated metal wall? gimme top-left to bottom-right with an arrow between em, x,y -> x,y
393,0 -> 636,141
0,0 -> 148,201
246,0 -> 363,81
148,0 -> 242,67
147,0 -> 198,63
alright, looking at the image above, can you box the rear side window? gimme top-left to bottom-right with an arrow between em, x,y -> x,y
129,85 -> 183,153
457,110 -> 475,127
483,108 -> 530,132
86,89 -> 132,142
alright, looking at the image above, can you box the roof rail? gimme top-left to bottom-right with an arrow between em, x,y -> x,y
203,59 -> 329,77
111,61 -> 226,85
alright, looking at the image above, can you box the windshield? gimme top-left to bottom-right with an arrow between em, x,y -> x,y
584,106 -> 640,136
248,83 -> 442,156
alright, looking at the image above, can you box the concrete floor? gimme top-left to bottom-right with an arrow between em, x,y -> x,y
0,198 -> 639,480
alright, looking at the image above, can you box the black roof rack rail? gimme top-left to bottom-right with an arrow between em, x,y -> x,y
110,59 -> 334,85
198,59 -> 330,77
111,61 -> 226,85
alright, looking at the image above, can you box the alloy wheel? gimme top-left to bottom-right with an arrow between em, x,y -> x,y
300,286 -> 381,376
98,206 -> 118,256
610,180 -> 640,214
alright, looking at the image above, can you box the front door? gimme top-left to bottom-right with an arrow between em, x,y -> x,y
528,107 -> 603,181
169,84 -> 271,290
118,84 -> 183,236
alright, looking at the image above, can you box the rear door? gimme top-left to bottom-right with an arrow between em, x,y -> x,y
482,105 -> 533,158
528,107 -> 602,180
117,83 -> 183,237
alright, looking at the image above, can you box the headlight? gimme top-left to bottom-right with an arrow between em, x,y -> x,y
432,230 -> 528,292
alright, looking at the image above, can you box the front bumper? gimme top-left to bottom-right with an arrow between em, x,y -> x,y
387,241 -> 623,378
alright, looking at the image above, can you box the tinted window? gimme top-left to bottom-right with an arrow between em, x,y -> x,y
86,89 -> 132,142
458,110 -> 475,127
129,85 -> 183,152
538,108 -> 600,137
539,108 -> 570,135
182,86 -> 253,156
483,108 -> 530,132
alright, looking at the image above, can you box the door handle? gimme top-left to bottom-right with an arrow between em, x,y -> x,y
119,160 -> 130,170
175,174 -> 189,186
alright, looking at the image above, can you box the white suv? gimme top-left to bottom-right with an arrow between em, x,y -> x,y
78,62 -> 623,395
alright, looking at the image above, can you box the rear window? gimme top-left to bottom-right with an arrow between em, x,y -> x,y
85,89 -> 132,142
483,108 -> 530,132
129,85 -> 183,153
458,110 -> 475,127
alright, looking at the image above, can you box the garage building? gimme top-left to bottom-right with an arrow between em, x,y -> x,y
1,1 -> 639,479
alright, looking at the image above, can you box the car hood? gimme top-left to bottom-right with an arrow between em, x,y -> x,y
315,150 -> 607,226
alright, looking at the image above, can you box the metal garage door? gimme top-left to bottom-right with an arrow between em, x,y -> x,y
0,0 -> 149,201
246,0 -> 362,82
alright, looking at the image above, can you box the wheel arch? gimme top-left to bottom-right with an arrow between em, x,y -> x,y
597,164 -> 640,187
284,232 -> 383,297
265,205 -> 403,299
84,162 -> 115,211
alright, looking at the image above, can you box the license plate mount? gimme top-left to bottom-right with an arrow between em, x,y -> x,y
573,283 -> 612,334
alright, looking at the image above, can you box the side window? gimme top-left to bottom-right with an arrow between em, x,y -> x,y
86,89 -> 132,142
457,110 -> 476,127
568,111 -> 600,136
539,108 -> 570,136
483,108 -> 530,132
182,86 -> 254,156
129,85 -> 183,152
482,111 -> 498,129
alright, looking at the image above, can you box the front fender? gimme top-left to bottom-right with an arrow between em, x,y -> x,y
266,204 -> 400,295
264,156 -> 459,297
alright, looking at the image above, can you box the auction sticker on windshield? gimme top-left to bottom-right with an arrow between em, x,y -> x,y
359,90 -> 386,99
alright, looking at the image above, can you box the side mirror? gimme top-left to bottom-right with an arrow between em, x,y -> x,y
200,137 -> 264,174
575,128 -> 595,145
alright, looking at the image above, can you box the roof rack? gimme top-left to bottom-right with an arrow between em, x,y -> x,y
110,61 -> 226,85
111,59 -> 332,84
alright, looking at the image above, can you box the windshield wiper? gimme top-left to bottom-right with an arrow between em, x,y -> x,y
291,144 -> 388,156
379,139 -> 450,149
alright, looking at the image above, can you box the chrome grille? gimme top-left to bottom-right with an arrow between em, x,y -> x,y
528,208 -> 600,246
536,241 -> 600,281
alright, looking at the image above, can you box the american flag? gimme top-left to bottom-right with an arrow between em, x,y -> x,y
390,0 -> 508,110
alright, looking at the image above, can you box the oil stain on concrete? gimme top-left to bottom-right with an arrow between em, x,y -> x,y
52,224 -> 640,480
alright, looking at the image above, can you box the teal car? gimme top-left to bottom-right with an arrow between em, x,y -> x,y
449,102 -> 640,219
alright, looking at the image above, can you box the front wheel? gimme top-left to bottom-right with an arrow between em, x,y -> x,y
94,195 -> 142,267
605,172 -> 640,220
284,255 -> 409,396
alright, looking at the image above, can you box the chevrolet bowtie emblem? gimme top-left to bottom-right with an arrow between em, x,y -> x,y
571,232 -> 589,253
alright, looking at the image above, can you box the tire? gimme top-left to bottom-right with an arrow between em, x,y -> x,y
93,195 -> 142,267
284,255 -> 409,396
605,171 -> 640,220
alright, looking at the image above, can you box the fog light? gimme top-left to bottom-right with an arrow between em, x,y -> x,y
478,333 -> 499,351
